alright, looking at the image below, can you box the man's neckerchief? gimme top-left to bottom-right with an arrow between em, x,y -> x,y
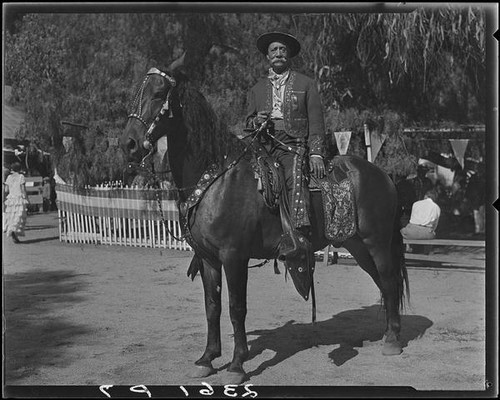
268,68 -> 290,119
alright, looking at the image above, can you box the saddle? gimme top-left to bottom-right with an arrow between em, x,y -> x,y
254,152 -> 357,245
250,152 -> 357,300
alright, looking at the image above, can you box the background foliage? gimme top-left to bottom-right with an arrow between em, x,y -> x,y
4,5 -> 488,186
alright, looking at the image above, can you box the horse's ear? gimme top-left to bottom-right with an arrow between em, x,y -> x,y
169,52 -> 186,74
168,52 -> 189,83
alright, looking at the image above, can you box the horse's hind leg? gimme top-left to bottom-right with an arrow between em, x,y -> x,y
343,236 -> 382,290
192,259 -> 222,378
367,243 -> 403,355
344,236 -> 403,355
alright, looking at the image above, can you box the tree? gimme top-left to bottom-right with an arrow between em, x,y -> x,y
4,13 -> 172,184
293,5 -> 486,123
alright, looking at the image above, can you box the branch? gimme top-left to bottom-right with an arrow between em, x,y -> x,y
61,120 -> 89,129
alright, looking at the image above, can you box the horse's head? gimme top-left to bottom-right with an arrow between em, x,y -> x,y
122,55 -> 229,190
121,63 -> 186,184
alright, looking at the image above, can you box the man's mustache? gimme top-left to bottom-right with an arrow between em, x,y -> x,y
272,56 -> 287,62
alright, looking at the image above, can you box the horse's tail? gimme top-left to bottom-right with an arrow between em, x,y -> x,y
392,204 -> 410,311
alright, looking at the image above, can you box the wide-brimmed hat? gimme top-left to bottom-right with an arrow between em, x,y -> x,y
256,32 -> 301,58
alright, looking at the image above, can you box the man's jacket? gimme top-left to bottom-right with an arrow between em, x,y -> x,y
245,70 -> 326,157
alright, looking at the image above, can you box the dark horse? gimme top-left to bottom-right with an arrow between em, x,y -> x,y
121,65 -> 409,384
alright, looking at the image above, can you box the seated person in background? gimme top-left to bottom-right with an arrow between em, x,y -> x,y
401,189 -> 441,240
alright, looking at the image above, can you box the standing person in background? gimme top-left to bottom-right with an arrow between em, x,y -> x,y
465,162 -> 486,235
49,177 -> 58,211
2,166 -> 10,212
412,164 -> 434,201
3,162 -> 29,243
401,189 -> 441,240
42,177 -> 51,212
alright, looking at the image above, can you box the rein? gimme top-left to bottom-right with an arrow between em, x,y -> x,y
265,129 -> 304,157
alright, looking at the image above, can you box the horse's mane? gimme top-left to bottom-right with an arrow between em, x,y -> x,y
174,74 -> 243,168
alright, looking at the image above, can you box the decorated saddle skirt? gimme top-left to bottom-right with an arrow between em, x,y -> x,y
319,178 -> 356,242
310,159 -> 357,243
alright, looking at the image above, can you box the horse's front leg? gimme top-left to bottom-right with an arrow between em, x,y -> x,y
222,252 -> 250,384
192,258 -> 222,378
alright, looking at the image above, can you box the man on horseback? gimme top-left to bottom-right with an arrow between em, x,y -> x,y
245,31 -> 327,259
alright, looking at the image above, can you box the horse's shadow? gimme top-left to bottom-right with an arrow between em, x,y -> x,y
243,304 -> 432,379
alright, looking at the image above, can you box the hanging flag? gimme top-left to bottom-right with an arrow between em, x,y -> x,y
371,132 -> 388,162
449,139 -> 469,169
334,131 -> 352,155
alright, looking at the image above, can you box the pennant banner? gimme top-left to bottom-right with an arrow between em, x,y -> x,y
334,131 -> 352,155
371,132 -> 388,162
449,139 -> 469,169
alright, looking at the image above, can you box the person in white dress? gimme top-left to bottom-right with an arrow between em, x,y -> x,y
3,162 -> 29,243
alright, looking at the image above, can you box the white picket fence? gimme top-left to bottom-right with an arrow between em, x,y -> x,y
56,183 -> 192,251
57,209 -> 191,250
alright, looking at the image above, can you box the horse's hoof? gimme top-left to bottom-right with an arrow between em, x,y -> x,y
226,371 -> 246,385
382,341 -> 403,356
190,365 -> 217,378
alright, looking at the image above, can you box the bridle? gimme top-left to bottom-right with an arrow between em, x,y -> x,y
126,67 -> 184,240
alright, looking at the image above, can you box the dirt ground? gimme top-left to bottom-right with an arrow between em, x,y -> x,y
2,211 -> 493,395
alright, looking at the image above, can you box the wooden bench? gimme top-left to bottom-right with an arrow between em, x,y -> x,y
321,239 -> 485,268
403,238 -> 485,268
403,239 -> 485,247
25,176 -> 43,212
404,253 -> 485,268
